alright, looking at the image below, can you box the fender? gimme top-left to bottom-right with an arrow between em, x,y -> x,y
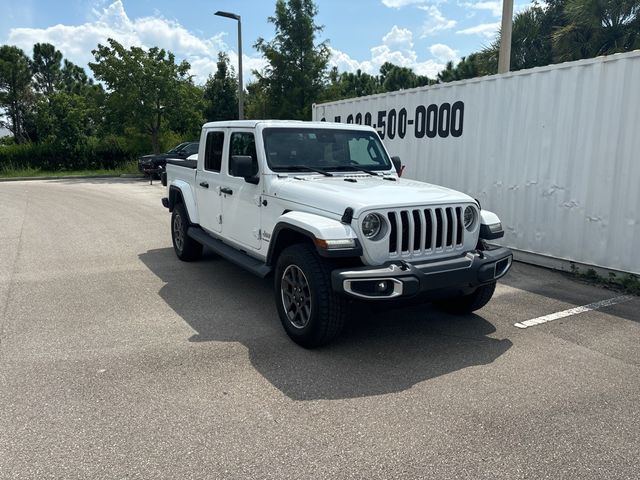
266,211 -> 361,264
479,209 -> 504,240
169,180 -> 199,225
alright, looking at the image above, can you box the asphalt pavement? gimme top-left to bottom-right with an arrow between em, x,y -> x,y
1,178 -> 638,479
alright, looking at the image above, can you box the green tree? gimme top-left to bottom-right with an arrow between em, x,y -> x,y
337,68 -> 379,97
31,43 -> 64,96
321,67 -> 381,102
437,1 -> 567,82
34,91 -> 96,147
488,1 -> 567,72
89,38 -> 196,152
31,48 -> 104,146
437,52 -> 496,83
0,45 -> 34,143
166,81 -> 204,140
60,59 -> 94,94
440,0 -> 639,82
203,52 -> 238,121
379,62 -> 430,92
436,61 -> 460,83
254,0 -> 330,119
244,81 -> 270,119
508,6 -> 553,69
553,0 -> 640,61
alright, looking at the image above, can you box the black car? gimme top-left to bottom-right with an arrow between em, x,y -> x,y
138,141 -> 199,174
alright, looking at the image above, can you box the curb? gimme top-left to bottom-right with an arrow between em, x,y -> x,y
0,174 -> 145,182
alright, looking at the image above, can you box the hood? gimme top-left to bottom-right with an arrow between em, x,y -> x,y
271,174 -> 475,217
140,154 -> 164,161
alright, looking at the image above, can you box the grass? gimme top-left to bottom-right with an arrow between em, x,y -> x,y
569,263 -> 640,295
0,161 -> 140,179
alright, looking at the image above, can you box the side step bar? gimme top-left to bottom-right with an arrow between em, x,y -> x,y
187,227 -> 272,278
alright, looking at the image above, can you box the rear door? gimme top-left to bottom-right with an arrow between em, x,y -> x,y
195,129 -> 225,234
220,129 -> 262,250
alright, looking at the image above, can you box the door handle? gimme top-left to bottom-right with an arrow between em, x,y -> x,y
199,181 -> 209,188
220,187 -> 233,195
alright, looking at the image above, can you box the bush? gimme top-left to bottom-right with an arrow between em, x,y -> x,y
0,128 -> 197,175
0,135 -> 139,173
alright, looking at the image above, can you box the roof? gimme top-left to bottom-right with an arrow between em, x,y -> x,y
201,119 -> 377,131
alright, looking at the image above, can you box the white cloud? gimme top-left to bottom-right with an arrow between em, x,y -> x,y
381,0 -> 427,7
371,25 -> 417,69
412,60 -> 448,78
429,43 -> 459,63
382,25 -> 414,51
5,0 -> 264,85
462,1 -> 503,17
461,0 -> 530,17
456,21 -> 501,38
329,25 -> 450,79
419,6 -> 457,37
371,44 -> 417,67
327,47 -> 372,73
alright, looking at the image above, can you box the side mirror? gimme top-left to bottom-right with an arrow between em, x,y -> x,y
230,155 -> 259,184
391,156 -> 404,177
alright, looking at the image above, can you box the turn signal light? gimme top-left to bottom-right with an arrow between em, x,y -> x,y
314,238 -> 356,250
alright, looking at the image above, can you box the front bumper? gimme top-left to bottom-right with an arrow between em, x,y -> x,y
331,247 -> 512,300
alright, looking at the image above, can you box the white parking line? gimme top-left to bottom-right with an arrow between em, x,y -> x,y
514,295 -> 634,329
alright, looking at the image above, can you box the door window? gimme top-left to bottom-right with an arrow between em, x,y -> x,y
204,131 -> 224,172
229,132 -> 258,177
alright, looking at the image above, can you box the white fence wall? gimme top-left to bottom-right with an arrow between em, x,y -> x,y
313,51 -> 640,275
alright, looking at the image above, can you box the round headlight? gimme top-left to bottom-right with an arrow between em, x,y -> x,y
362,213 -> 382,238
463,206 -> 477,230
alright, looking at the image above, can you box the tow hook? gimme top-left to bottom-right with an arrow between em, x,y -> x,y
399,260 -> 411,271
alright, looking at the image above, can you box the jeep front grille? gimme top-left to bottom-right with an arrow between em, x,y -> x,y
387,207 -> 464,255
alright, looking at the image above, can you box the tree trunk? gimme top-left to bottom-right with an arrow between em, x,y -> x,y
10,100 -> 24,144
150,101 -> 162,153
150,128 -> 160,153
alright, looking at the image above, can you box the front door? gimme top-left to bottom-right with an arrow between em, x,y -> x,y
195,129 -> 225,234
220,130 -> 262,250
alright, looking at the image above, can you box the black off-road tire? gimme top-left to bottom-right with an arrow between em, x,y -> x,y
274,244 -> 348,348
435,281 -> 496,314
171,203 -> 203,262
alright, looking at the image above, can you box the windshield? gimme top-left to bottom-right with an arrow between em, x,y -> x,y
182,142 -> 199,155
263,128 -> 392,172
168,142 -> 188,154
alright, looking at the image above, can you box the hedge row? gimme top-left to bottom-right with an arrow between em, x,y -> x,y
0,136 -> 141,172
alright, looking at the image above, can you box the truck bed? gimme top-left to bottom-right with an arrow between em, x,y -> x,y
166,158 -> 197,169
166,162 -> 197,187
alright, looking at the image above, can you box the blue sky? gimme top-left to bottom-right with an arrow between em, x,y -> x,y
2,0 -> 529,83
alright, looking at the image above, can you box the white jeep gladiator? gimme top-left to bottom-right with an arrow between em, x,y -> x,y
162,120 -> 512,347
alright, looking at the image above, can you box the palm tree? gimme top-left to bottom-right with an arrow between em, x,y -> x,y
553,0 -> 640,61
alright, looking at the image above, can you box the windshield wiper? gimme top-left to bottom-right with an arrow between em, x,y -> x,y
328,165 -> 384,176
283,165 -> 334,177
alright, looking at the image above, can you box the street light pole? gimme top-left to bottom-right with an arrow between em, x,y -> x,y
498,0 -> 513,74
215,10 -> 244,120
